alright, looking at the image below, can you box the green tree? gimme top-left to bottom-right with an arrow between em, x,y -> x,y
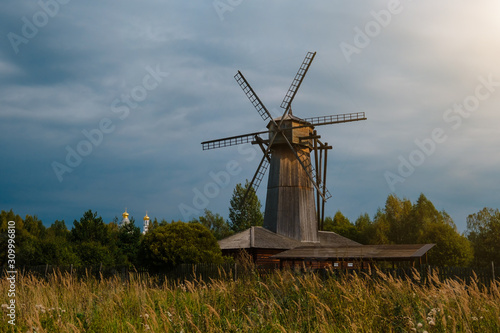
10,214 -> 44,266
150,218 -> 159,230
323,211 -> 359,241
71,210 -> 122,266
190,209 -> 234,240
0,210 -> 23,265
408,195 -> 473,266
23,215 -> 46,238
228,180 -> 263,232
385,194 -> 413,243
140,222 -> 224,269
366,194 -> 473,267
117,222 -> 142,266
46,220 -> 70,239
466,207 -> 500,267
419,223 -> 473,267
322,216 -> 334,231
39,220 -> 79,265
74,241 -> 117,267
409,194 -> 447,239
39,238 -> 80,266
0,210 -> 22,227
354,213 -> 374,245
370,208 -> 391,245
71,210 -> 111,244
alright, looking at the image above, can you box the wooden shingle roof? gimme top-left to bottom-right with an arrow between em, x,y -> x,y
218,227 -> 362,250
318,231 -> 362,247
218,226 -> 303,250
271,244 -> 435,261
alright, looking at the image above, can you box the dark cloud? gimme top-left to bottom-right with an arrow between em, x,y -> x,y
1,1 -> 499,231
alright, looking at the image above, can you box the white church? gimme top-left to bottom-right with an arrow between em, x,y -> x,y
119,209 -> 150,234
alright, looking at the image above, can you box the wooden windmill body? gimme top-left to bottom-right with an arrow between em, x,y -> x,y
202,52 -> 366,243
264,114 -> 317,242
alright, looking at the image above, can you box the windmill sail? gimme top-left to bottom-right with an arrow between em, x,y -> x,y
280,51 -> 316,111
303,112 -> 366,126
234,71 -> 273,121
201,131 -> 268,150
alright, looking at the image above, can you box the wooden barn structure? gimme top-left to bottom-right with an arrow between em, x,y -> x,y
271,244 -> 435,269
218,226 -> 360,267
219,228 -> 435,269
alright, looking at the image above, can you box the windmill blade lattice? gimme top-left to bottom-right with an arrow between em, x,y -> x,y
238,152 -> 272,210
234,71 -> 273,121
201,131 -> 268,150
246,155 -> 270,195
303,112 -> 366,126
280,51 -> 316,111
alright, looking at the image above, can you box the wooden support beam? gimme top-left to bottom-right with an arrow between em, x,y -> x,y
252,136 -> 271,162
313,131 -> 321,230
321,143 -> 329,230
251,138 -> 270,145
299,134 -> 321,141
318,145 -> 323,230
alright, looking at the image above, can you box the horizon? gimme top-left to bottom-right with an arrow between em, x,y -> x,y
1,190 -> 489,233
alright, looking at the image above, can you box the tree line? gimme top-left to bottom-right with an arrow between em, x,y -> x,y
326,193 -> 500,268
1,183 -> 498,269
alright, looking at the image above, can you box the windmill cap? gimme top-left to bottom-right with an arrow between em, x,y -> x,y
268,114 -> 312,128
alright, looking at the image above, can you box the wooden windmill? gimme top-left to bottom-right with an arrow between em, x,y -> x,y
202,52 -> 366,243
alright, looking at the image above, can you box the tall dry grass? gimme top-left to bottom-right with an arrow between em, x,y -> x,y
0,268 -> 499,332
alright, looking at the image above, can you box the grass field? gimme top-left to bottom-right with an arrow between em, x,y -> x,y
1,268 -> 499,332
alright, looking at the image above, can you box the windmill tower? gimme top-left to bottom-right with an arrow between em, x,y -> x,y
202,52 -> 366,243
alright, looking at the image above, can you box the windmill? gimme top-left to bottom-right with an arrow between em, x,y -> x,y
202,52 -> 366,243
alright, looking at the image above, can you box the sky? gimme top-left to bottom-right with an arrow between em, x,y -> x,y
1,0 -> 499,232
